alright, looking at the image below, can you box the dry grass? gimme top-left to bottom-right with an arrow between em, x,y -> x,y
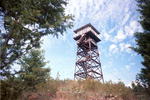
20,79 -> 138,100
53,79 -> 137,100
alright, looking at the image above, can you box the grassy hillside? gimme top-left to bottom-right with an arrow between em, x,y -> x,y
18,79 -> 142,100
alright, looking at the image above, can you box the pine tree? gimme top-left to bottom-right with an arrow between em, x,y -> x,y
0,49 -> 50,99
19,49 -> 50,91
0,0 -> 73,78
133,0 -> 150,95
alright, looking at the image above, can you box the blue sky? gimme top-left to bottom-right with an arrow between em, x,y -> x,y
42,0 -> 144,86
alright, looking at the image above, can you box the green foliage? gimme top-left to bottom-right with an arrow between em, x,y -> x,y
132,0 -> 150,95
0,1 -> 73,99
0,0 -> 73,77
132,82 -> 149,100
137,0 -> 150,31
134,33 -> 150,88
19,49 -> 50,91
0,49 -> 51,100
0,78 -> 24,100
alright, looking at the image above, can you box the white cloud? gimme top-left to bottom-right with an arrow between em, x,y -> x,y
125,20 -> 142,36
65,0 -> 142,44
112,20 -> 142,43
42,35 -> 59,50
119,43 -> 131,53
108,43 -> 132,54
114,30 -> 127,42
122,13 -> 130,26
125,65 -> 131,70
109,44 -> 119,53
11,63 -> 21,72
103,32 -> 111,41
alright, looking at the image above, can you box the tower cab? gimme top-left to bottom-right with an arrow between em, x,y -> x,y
73,23 -> 101,49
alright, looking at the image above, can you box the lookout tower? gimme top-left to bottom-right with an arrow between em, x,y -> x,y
73,23 -> 104,82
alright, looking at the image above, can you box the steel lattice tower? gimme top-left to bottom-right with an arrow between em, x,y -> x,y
73,24 -> 104,82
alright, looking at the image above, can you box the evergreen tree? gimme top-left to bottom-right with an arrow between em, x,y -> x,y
19,49 -> 50,91
0,49 -> 50,100
0,0 -> 73,78
133,0 -> 150,95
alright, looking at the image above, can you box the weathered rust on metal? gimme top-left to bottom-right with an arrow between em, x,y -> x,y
74,23 -> 104,82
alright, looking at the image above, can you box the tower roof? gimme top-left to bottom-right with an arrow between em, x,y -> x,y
74,23 -> 100,34
74,23 -> 101,42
